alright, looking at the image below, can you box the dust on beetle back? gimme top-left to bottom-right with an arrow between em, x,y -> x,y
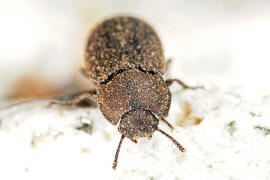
85,16 -> 165,84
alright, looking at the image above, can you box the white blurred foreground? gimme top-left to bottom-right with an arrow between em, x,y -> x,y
0,85 -> 269,180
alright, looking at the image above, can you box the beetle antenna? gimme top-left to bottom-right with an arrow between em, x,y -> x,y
156,127 -> 185,152
112,135 -> 125,170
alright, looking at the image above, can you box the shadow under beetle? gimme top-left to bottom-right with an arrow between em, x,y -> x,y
58,16 -> 202,169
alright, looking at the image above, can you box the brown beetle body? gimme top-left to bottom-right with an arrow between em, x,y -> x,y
59,16 -> 201,169
85,16 -> 172,140
85,16 -> 165,84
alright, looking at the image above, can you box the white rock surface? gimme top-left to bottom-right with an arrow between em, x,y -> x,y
0,86 -> 270,180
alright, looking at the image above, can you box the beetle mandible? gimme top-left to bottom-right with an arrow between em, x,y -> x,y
59,16 -> 201,169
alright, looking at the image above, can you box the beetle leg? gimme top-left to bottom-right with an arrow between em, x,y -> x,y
49,90 -> 97,108
165,79 -> 203,90
160,117 -> 174,131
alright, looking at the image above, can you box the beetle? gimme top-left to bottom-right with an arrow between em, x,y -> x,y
57,16 -> 201,169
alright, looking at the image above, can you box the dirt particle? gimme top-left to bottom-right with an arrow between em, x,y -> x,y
226,120 -> 237,136
25,167 -> 30,172
249,112 -> 262,117
81,147 -> 91,153
76,122 -> 93,135
177,102 -> 203,126
254,125 -> 270,136
194,117 -> 203,125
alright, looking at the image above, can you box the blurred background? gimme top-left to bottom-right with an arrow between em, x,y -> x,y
0,0 -> 270,102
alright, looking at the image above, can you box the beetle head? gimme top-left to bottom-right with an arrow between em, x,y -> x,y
113,108 -> 185,170
118,108 -> 159,139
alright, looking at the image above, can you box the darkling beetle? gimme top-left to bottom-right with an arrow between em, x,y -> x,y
56,16 -> 201,169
